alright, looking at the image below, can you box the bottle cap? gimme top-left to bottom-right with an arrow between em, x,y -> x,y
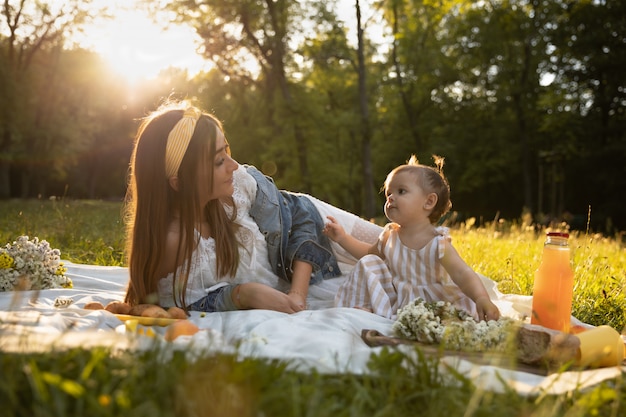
547,232 -> 569,238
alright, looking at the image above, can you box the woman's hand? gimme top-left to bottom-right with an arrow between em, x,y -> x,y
287,290 -> 306,311
235,283 -> 302,314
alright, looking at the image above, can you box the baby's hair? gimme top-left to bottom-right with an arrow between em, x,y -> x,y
385,154 -> 452,223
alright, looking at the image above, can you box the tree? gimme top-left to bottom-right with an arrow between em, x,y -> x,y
380,0 -> 470,154
545,0 -> 626,230
157,0 -> 315,191
355,0 -> 377,218
297,3 -> 366,213
0,0 -> 100,198
434,0 -> 554,219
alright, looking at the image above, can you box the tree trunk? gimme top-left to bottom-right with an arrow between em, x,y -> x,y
276,73 -> 311,193
390,1 -> 422,151
0,160 -> 10,198
356,0 -> 375,219
516,41 -> 534,214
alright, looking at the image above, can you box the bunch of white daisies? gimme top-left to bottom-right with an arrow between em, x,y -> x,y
392,299 -> 520,352
0,236 -> 72,291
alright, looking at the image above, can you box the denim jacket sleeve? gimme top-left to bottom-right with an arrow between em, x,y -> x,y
245,165 -> 341,283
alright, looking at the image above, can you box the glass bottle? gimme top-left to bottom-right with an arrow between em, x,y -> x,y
530,232 -> 574,333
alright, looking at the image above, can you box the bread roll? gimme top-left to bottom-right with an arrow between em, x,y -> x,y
167,306 -> 188,319
128,303 -> 157,316
140,305 -> 170,319
104,301 -> 131,315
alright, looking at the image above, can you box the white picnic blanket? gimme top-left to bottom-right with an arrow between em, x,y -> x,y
0,261 -> 623,396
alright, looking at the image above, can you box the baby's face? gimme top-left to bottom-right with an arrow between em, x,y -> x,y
383,171 -> 432,225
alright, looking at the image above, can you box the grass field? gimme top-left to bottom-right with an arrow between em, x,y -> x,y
1,199 -> 625,416
0,199 -> 126,266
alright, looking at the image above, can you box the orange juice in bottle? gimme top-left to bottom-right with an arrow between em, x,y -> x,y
530,232 -> 574,332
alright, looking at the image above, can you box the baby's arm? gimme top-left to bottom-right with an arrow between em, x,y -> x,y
439,240 -> 500,321
323,216 -> 375,259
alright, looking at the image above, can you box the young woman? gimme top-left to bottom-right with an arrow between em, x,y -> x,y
124,102 -> 382,313
324,155 -> 500,321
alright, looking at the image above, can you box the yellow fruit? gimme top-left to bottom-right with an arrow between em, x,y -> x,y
164,320 -> 200,341
125,320 -> 156,337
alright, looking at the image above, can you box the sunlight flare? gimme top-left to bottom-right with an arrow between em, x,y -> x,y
73,0 -> 209,84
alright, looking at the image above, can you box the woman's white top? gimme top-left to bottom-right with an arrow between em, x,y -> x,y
158,166 -> 287,307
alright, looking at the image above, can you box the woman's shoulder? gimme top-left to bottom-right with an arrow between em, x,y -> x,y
157,226 -> 183,279
232,165 -> 258,214
234,164 -> 257,189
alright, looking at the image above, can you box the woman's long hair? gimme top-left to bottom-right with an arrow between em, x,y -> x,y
124,104 -> 239,309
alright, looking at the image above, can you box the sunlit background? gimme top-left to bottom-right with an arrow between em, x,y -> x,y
4,0 -> 621,231
71,0 -> 382,85
73,0 -> 209,84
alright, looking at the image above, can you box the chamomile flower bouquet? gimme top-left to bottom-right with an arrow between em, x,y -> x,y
0,236 -> 72,291
393,298 -> 519,353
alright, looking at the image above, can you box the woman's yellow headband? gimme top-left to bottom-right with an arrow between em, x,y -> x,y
164,107 -> 202,179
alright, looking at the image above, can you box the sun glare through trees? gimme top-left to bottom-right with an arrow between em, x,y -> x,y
72,0 -> 209,85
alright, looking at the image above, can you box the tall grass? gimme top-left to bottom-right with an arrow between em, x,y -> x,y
0,199 -> 126,266
1,199 -> 625,416
453,220 -> 626,331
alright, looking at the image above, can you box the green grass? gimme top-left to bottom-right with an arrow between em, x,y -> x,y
0,199 -> 126,266
1,199 -> 626,416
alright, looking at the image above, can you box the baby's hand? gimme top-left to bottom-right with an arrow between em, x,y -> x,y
475,296 -> 500,322
323,216 -> 345,242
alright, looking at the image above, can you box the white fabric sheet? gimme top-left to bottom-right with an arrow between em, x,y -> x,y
1,261 -> 624,396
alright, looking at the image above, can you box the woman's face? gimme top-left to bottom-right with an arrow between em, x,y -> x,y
198,128 -> 238,205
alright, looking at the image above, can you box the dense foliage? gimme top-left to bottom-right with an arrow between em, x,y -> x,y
1,0 -> 624,232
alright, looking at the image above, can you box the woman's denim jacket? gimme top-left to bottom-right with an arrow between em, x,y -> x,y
245,165 -> 341,284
